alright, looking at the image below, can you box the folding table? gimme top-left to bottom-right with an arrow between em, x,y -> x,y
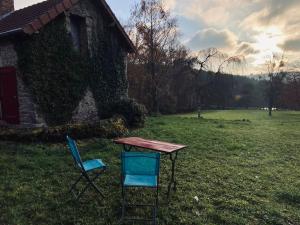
114,137 -> 187,199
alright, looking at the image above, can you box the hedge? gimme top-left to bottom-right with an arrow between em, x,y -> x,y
111,98 -> 147,127
0,116 -> 128,143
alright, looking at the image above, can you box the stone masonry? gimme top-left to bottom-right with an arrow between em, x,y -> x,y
0,40 -> 44,127
72,89 -> 99,123
0,0 -> 129,127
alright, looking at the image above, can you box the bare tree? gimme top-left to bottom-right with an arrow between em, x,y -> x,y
265,53 -> 286,116
194,48 -> 245,118
127,0 -> 179,114
196,48 -> 219,71
193,48 -> 218,117
277,58 -> 300,110
217,55 -> 245,74
281,72 -> 300,109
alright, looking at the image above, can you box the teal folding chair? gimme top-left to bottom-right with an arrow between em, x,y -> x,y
121,152 -> 160,224
66,136 -> 106,200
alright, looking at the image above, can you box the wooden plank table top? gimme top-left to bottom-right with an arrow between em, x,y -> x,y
114,137 -> 187,154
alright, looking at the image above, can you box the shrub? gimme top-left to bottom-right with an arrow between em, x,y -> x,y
112,98 -> 147,127
0,116 -> 127,143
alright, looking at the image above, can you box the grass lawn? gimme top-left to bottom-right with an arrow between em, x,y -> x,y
0,110 -> 300,225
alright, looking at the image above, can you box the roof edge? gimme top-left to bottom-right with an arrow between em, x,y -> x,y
99,0 -> 135,53
0,28 -> 22,38
22,0 -> 76,35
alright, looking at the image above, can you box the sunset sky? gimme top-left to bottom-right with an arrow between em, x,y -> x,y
15,0 -> 300,74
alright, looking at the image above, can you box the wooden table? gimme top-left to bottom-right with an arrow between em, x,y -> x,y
114,137 -> 187,199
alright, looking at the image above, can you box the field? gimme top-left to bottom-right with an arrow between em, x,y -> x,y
0,110 -> 300,225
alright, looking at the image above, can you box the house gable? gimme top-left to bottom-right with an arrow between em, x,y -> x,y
0,0 -> 133,127
6,0 -> 130,126
0,0 -> 135,53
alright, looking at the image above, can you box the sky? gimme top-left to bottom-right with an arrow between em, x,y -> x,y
15,0 -> 300,75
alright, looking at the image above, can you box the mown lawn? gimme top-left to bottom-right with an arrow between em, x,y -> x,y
0,110 -> 300,225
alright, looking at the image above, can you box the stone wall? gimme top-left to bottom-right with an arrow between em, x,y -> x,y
68,0 -> 129,122
67,0 -> 101,56
72,89 -> 99,123
0,28 -> 100,127
16,75 -> 46,127
0,0 -> 129,127
0,40 -> 17,66
0,40 -> 45,127
66,0 -> 100,122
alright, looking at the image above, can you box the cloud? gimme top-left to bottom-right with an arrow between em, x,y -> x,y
163,0 -> 176,10
236,42 -> 259,56
237,0 -> 300,69
279,37 -> 300,52
170,0 -> 257,27
257,0 -> 299,24
240,0 -> 300,32
186,28 -> 237,51
149,0 -> 300,74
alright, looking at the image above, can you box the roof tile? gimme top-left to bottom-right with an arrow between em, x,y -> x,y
31,19 -> 43,31
39,13 -> 51,25
63,0 -> 72,9
55,3 -> 65,14
48,8 -> 58,19
0,0 -> 62,34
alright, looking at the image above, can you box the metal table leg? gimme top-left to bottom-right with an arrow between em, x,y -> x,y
167,151 -> 178,199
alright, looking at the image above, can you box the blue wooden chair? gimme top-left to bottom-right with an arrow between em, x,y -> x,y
121,151 -> 160,224
66,136 -> 106,200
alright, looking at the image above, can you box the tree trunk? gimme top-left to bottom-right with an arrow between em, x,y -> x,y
268,91 -> 273,117
198,106 -> 201,118
149,5 -> 159,116
268,77 -> 274,117
196,71 -> 203,119
153,81 -> 159,116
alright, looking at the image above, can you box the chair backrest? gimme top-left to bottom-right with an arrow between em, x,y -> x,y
121,152 -> 160,176
66,136 -> 83,167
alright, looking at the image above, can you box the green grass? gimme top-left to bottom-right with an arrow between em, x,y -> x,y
0,110 -> 300,225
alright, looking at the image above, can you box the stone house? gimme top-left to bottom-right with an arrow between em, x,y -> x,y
0,0 -> 134,127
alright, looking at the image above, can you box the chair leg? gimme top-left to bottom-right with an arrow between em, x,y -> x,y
121,187 -> 158,225
153,187 -> 159,225
90,181 -> 105,198
121,185 -> 126,224
72,172 -> 105,200
69,174 -> 83,195
84,172 -> 105,198
76,181 -> 91,200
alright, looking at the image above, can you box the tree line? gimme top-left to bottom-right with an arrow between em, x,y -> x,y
125,0 -> 300,115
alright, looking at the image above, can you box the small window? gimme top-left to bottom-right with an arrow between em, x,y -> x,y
70,15 -> 87,54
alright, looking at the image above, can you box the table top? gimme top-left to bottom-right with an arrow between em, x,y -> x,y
114,137 -> 187,153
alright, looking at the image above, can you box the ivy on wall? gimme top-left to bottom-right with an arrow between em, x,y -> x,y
16,16 -> 129,125
16,17 -> 89,125
89,27 -> 128,119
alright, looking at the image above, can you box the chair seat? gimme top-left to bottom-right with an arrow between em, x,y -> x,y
124,175 -> 157,187
80,159 -> 106,172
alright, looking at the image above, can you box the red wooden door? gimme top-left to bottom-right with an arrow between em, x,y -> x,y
0,67 -> 20,124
